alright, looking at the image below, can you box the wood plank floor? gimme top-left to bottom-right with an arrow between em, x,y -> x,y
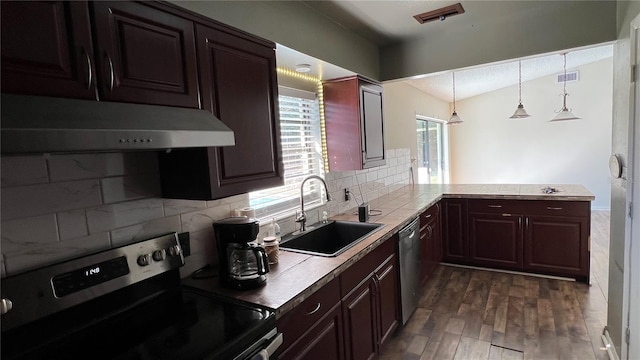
379,210 -> 610,360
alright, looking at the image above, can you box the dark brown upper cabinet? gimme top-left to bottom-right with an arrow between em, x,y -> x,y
91,1 -> 200,108
323,76 -> 386,171
1,1 -> 97,99
158,24 -> 282,199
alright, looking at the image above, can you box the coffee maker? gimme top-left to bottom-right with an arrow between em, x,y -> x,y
213,217 -> 269,290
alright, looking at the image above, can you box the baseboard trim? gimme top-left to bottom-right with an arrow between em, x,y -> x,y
440,262 -> 576,282
601,326 -> 620,360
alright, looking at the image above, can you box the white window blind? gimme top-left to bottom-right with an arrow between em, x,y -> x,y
249,87 -> 325,220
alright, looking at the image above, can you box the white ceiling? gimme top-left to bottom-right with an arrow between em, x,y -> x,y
404,44 -> 613,102
276,1 -> 614,102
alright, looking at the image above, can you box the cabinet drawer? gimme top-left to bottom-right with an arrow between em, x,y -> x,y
278,277 -> 341,351
468,199 -> 521,214
420,203 -> 440,222
520,200 -> 590,217
340,236 -> 395,296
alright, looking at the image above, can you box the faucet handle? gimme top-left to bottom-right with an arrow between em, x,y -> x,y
295,210 -> 306,223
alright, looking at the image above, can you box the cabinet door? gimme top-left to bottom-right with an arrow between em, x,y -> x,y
1,1 -> 96,99
420,215 -> 437,284
469,213 -> 523,270
524,215 -> 589,278
432,210 -> 443,266
342,279 -> 377,360
375,254 -> 400,348
279,304 -> 345,360
91,1 -> 199,107
195,24 -> 283,198
442,199 -> 468,263
360,82 -> 385,169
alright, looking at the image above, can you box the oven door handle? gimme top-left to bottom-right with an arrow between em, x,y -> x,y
250,332 -> 283,360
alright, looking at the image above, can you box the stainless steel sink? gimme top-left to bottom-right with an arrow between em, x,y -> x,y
279,220 -> 384,257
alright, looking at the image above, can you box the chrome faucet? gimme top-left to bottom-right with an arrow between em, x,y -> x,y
295,175 -> 331,233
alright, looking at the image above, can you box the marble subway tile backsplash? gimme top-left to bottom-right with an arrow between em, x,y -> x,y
0,148 -> 410,276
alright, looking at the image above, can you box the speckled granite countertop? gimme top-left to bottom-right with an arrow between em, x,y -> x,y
183,184 -> 594,318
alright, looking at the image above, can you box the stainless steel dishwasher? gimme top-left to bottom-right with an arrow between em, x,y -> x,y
398,217 -> 420,325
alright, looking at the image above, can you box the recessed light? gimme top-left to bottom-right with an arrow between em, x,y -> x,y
295,64 -> 312,73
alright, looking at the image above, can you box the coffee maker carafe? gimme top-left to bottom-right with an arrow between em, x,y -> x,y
213,217 -> 269,290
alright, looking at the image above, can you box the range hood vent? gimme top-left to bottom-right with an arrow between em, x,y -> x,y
1,94 -> 235,154
413,3 -> 465,24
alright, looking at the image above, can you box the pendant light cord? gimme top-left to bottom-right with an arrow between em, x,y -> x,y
518,61 -> 523,105
562,53 -> 568,108
452,72 -> 456,111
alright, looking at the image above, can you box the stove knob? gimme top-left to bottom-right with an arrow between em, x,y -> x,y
1,299 -> 13,315
168,244 -> 182,257
152,249 -> 166,261
137,254 -> 152,266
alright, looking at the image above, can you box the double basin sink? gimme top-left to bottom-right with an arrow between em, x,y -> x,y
279,220 -> 384,257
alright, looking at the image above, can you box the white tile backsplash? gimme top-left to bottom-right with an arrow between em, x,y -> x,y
1,155 -> 49,187
163,199 -> 208,217
1,180 -> 102,221
48,153 -> 159,182
86,198 -> 164,233
3,232 -> 111,274
101,175 -> 161,204
0,148 -> 410,277
110,215 -> 182,246
1,214 -> 59,253
180,205 -> 232,233
57,210 -> 88,240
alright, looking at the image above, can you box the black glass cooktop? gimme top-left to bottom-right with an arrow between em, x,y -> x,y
2,284 -> 275,360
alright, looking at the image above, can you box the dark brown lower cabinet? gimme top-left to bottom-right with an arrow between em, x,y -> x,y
524,215 -> 590,279
443,198 -> 591,282
420,203 -> 441,285
277,278 -> 344,360
469,213 -> 523,269
278,303 -> 344,360
341,237 -> 399,360
342,279 -> 377,360
442,199 -> 468,263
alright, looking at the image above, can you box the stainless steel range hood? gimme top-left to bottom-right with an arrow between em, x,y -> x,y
1,94 -> 235,154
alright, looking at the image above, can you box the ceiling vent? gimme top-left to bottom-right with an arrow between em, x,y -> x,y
413,3 -> 465,24
556,70 -> 580,84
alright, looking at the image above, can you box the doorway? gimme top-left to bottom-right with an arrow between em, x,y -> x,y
416,116 -> 448,184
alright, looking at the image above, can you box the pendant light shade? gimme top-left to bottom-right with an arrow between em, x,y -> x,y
509,61 -> 531,119
550,53 -> 580,122
447,72 -> 463,125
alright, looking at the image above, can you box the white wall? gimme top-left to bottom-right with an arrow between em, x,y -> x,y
382,82 -> 451,162
449,58 -> 613,209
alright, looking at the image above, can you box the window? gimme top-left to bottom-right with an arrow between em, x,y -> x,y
249,87 -> 325,220
416,116 -> 449,184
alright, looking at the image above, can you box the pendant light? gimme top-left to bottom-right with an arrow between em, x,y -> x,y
550,53 -> 580,121
448,72 -> 463,125
509,60 -> 531,119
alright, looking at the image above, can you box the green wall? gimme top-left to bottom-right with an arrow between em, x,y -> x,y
170,1 -> 380,80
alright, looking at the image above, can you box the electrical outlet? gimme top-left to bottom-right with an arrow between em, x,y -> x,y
345,188 -> 350,201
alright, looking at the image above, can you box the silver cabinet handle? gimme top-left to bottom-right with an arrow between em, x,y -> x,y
424,214 -> 432,219
488,205 -> 503,208
525,217 -> 529,229
547,207 -> 563,210
105,52 -> 115,91
1,298 -> 13,315
82,47 -> 92,89
427,225 -> 433,238
304,303 -> 321,316
408,230 -> 416,239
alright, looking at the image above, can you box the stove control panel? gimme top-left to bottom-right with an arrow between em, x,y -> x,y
1,232 -> 185,332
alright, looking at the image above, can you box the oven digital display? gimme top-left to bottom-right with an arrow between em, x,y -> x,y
52,257 -> 130,297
